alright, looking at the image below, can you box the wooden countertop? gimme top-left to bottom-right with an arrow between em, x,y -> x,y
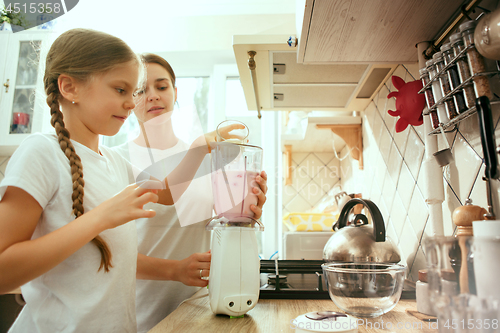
150,290 -> 437,333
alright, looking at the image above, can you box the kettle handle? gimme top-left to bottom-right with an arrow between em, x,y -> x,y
336,198 -> 386,242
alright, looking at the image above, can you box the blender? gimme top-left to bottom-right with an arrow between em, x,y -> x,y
206,120 -> 264,317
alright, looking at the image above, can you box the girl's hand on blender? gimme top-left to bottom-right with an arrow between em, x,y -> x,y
251,170 -> 268,219
174,251 -> 211,287
89,183 -> 159,231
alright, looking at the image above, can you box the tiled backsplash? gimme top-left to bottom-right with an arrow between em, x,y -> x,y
282,153 -> 341,214
340,63 -> 500,282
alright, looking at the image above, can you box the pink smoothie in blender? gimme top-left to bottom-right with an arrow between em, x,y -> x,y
212,169 -> 259,219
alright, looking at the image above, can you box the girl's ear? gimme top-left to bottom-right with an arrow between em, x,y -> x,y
58,75 -> 79,103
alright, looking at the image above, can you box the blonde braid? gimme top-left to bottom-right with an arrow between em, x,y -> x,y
46,79 -> 113,272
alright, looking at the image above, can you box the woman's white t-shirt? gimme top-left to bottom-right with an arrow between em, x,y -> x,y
0,133 -> 138,333
113,140 -> 213,333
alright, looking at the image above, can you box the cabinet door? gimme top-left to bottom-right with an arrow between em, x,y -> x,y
0,34 -> 10,107
0,32 -> 48,155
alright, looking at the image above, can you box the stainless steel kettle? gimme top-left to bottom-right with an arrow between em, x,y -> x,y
323,198 -> 401,263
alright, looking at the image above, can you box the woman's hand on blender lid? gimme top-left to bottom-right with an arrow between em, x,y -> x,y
216,123 -> 246,141
204,123 -> 248,152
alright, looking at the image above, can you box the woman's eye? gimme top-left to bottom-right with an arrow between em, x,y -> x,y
158,86 -> 168,90
134,90 -> 144,96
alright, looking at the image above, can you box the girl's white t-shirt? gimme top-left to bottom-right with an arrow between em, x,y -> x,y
113,140 -> 213,333
0,133 -> 138,333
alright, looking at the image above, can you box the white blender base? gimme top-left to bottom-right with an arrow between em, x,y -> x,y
208,227 -> 260,316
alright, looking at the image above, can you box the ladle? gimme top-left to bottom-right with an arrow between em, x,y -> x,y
433,126 -> 454,167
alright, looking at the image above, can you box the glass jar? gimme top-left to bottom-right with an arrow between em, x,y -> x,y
450,32 -> 477,108
460,20 -> 492,99
426,59 -> 449,124
441,42 -> 467,113
419,67 -> 440,129
433,51 -> 459,119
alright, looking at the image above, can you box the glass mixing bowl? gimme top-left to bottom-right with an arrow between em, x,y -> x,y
322,263 -> 406,318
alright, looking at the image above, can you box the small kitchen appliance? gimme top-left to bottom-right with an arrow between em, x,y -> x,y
323,198 -> 401,264
206,122 -> 263,317
321,199 -> 406,318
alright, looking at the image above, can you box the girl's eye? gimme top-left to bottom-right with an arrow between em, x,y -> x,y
158,86 -> 168,90
116,88 -> 125,94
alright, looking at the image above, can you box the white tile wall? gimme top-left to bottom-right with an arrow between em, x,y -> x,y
335,63 -> 500,282
283,152 -> 341,216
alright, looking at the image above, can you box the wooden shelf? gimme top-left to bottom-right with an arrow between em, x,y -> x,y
316,124 -> 363,169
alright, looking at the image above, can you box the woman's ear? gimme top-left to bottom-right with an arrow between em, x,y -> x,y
174,86 -> 178,104
58,75 -> 79,104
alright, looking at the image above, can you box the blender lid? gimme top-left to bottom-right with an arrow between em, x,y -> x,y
205,215 -> 264,231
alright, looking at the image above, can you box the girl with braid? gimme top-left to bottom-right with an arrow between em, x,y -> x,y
0,29 -> 218,333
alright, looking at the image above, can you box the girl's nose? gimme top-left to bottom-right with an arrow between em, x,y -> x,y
125,99 -> 135,111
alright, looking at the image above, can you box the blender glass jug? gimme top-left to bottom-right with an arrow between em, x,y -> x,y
209,142 -> 263,227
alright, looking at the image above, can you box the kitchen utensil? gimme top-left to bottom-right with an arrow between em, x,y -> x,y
426,58 -> 450,124
207,225 -> 261,317
291,311 -> 358,333
334,192 -> 351,213
206,131 -> 263,317
473,218 -> 500,303
475,7 -> 500,60
210,142 -> 262,223
471,236 -> 500,302
452,201 -> 487,294
461,20 -> 492,99
322,262 -> 406,318
476,96 -> 500,219
434,293 -> 500,333
423,236 -> 463,328
415,270 -> 436,316
473,219 -> 500,237
423,237 -> 466,332
433,126 -> 454,167
323,198 -> 401,263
